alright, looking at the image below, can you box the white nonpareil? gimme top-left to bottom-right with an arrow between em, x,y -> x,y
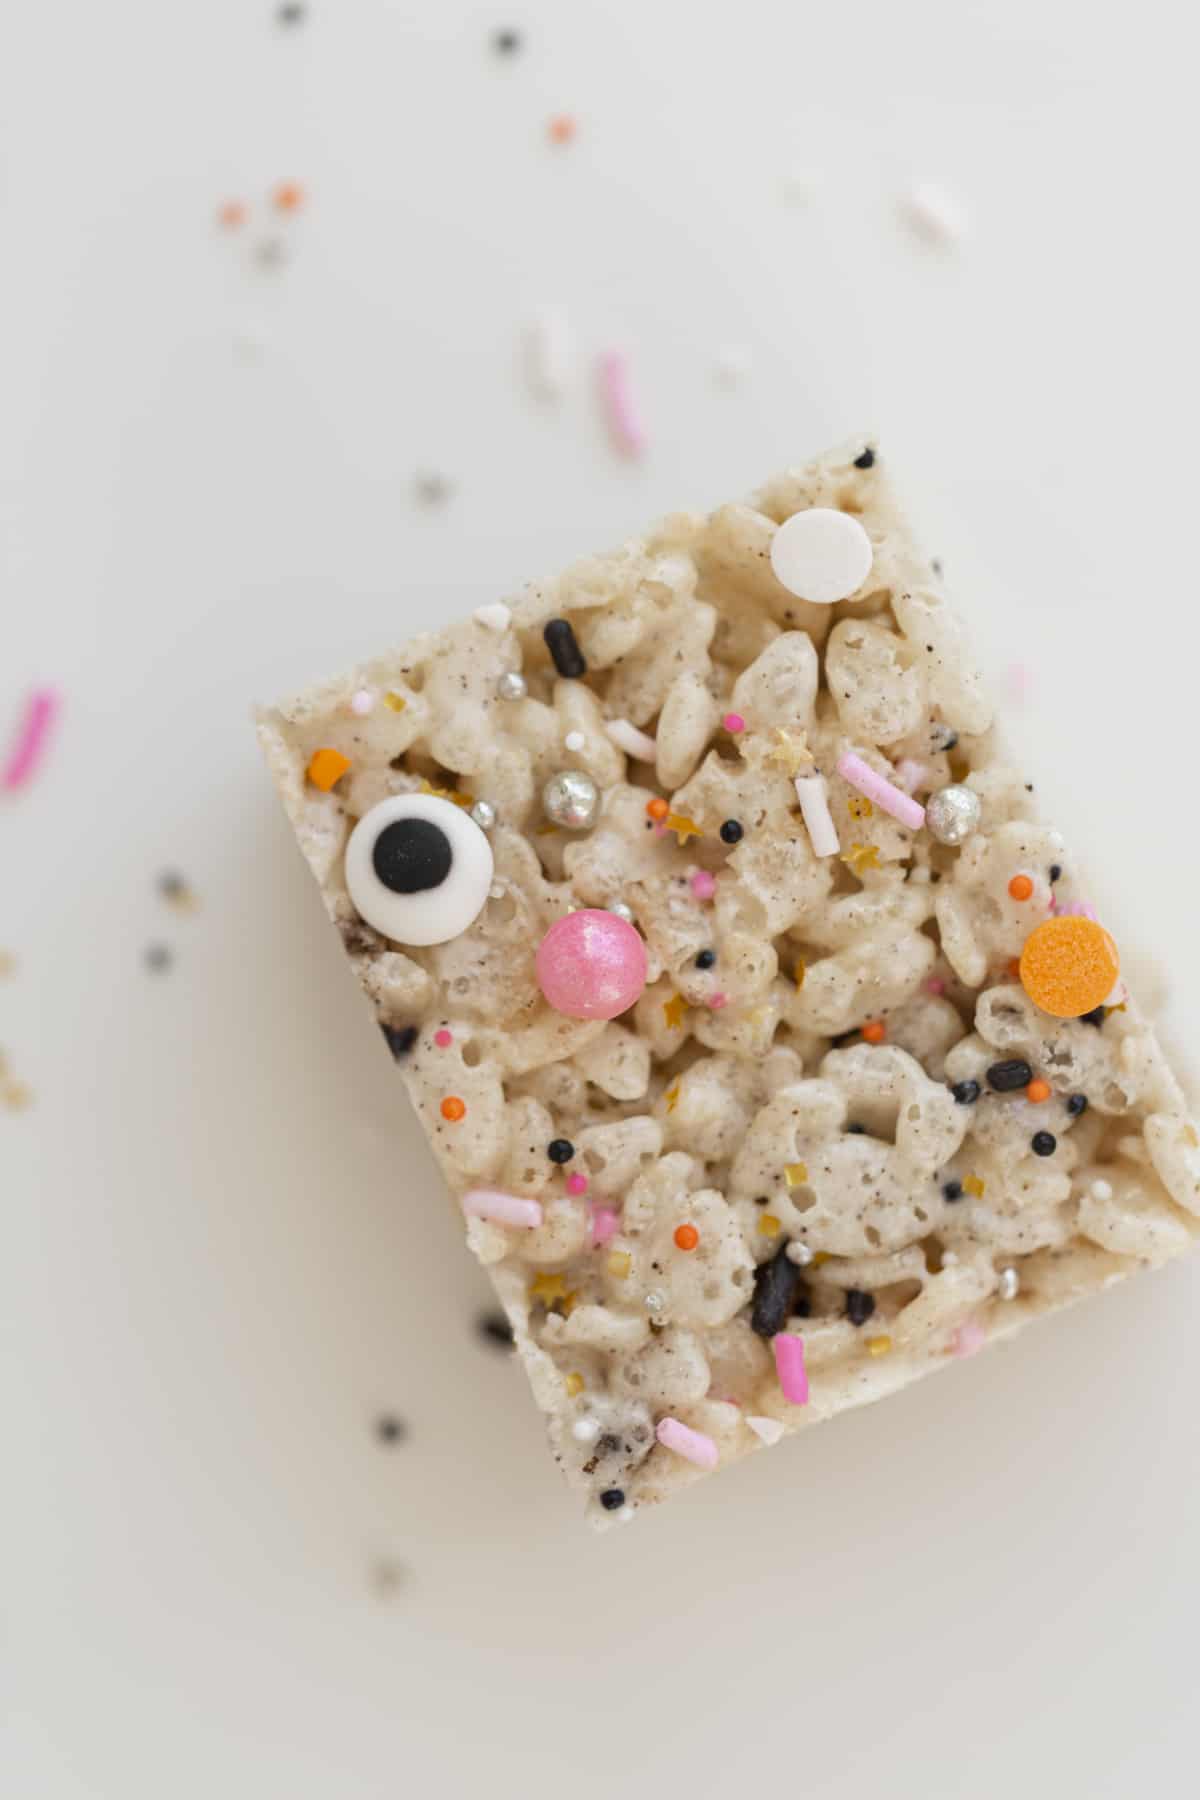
769,507 -> 873,604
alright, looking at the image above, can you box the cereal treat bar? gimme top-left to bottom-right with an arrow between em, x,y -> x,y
258,439 -> 1200,1528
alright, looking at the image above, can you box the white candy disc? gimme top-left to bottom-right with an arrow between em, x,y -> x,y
769,508 -> 873,605
344,793 -> 494,946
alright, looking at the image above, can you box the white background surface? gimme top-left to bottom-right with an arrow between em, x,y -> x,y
5,3 -> 1200,1795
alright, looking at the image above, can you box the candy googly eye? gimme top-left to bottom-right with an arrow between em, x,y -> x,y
344,794 -> 494,946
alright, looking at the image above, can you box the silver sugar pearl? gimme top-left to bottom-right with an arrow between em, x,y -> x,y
607,900 -> 636,925
644,1290 -> 665,1314
469,799 -> 496,831
496,670 -> 527,701
930,720 -> 959,752
786,1241 -> 814,1267
543,769 -> 599,830
997,1265 -> 1020,1301
925,783 -> 981,847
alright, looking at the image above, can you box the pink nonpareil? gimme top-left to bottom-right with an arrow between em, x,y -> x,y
536,909 -> 648,1020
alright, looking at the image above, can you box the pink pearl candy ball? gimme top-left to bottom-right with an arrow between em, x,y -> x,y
535,909 -> 648,1020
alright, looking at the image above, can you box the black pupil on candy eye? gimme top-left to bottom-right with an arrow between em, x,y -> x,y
372,818 -> 453,893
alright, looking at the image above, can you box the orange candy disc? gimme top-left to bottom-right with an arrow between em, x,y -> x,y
1019,916 -> 1120,1020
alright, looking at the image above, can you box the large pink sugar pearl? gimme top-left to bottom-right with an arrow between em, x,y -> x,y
535,909 -> 648,1020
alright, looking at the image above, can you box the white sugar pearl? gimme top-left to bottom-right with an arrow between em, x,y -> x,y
564,730 -> 586,753
769,508 -> 873,604
786,1241 -> 814,1267
997,1266 -> 1020,1301
349,688 -> 375,716
572,1418 -> 601,1444
1090,1178 -> 1114,1202
617,1505 -> 635,1523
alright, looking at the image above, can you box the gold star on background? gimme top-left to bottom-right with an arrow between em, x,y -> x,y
766,728 -> 814,775
665,813 -> 701,845
842,842 -> 881,874
662,993 -> 687,1031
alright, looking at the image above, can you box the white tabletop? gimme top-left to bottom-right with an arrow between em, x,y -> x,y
6,2 -> 1199,1795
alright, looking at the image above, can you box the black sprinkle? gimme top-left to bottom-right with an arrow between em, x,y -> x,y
719,819 -> 744,845
951,1079 -> 982,1105
144,943 -> 172,973
158,870 -> 188,901
543,618 -> 587,678
277,1 -> 306,21
381,1023 -> 418,1059
750,1245 -> 799,1338
1049,864 -> 1063,883
1031,1131 -> 1057,1157
792,1283 -> 813,1319
374,1415 -> 407,1445
1079,1006 -> 1106,1028
599,1488 -> 625,1511
492,26 -> 521,52
987,1058 -> 1033,1093
477,1310 -> 514,1349
931,557 -> 944,577
845,1289 -> 876,1327
1066,1093 -> 1089,1117
846,1122 -> 866,1134
694,949 -> 716,969
547,1138 -> 575,1164
942,1179 -> 964,1202
853,447 -> 876,469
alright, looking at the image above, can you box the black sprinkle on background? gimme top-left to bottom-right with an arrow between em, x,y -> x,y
750,1245 -> 799,1338
853,447 -> 876,469
477,1310 -> 515,1349
987,1059 -> 1033,1092
374,1415 -> 408,1445
845,1289 -> 876,1327
144,943 -> 172,973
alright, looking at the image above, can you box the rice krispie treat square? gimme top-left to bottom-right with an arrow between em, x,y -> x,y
258,439 -> 1199,1528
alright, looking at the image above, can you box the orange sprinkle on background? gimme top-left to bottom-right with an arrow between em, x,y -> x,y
440,1096 -> 466,1122
273,181 -> 305,212
861,1020 -> 886,1044
1008,873 -> 1034,901
673,1223 -> 699,1251
646,797 -> 669,822
1026,1079 -> 1051,1103
1019,915 -> 1120,1020
217,199 -> 247,229
547,115 -> 577,145
306,747 -> 351,791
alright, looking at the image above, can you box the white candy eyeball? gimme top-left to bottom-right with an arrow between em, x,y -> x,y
344,793 -> 494,946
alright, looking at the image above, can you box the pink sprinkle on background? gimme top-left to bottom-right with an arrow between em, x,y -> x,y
773,1332 -> 809,1405
691,870 -> 716,900
598,350 -> 647,458
722,712 -> 745,733
434,1029 -> 453,1047
2,687 -> 61,792
952,1319 -> 986,1358
836,749 -> 926,832
567,1171 -> 590,1197
924,975 -> 946,996
707,991 -> 727,1010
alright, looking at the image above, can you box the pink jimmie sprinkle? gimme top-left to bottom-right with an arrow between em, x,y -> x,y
837,750 -> 926,831
722,712 -> 745,734
655,1416 -> 719,1470
952,1319 -> 987,1358
707,991 -> 728,1010
589,1204 -> 618,1246
462,1189 -> 544,1230
773,1332 -> 809,1405
691,869 -> 716,901
434,1029 -> 453,1047
1051,898 -> 1098,920
924,975 -> 946,996
568,1171 -> 590,1198
598,350 -> 647,457
2,687 -> 61,792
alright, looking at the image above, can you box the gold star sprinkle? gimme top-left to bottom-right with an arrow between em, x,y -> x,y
784,1162 -> 809,1187
529,1271 -> 568,1306
2,1080 -> 33,1111
664,1081 -> 681,1113
666,813 -> 702,845
565,1371 -> 584,1397
866,1335 -> 894,1358
963,1174 -> 986,1198
759,1213 -> 782,1235
383,691 -> 407,712
766,728 -> 814,775
606,1250 -> 632,1279
848,795 -> 874,821
842,841 -> 881,875
662,993 -> 687,1031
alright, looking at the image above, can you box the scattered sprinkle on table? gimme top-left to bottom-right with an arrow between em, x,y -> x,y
903,181 -> 966,245
597,349 -> 647,458
374,1414 -> 407,1446
144,943 -> 172,974
158,870 -> 198,911
769,507 -> 873,604
277,2 -> 306,22
492,26 -> 521,53
547,114 -> 577,145
217,199 -> 247,229
477,1309 -> 514,1348
525,305 -> 572,400
414,471 -> 453,505
655,1416 -> 718,1470
2,687 -> 61,792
